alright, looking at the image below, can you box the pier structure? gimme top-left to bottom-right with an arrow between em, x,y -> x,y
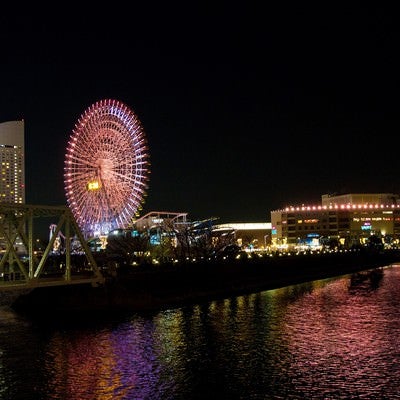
0,203 -> 105,291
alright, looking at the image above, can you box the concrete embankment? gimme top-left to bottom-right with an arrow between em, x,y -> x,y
11,249 -> 400,315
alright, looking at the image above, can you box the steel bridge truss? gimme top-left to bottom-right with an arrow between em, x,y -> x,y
0,204 -> 105,290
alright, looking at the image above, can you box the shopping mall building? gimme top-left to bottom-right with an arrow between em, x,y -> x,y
270,193 -> 400,251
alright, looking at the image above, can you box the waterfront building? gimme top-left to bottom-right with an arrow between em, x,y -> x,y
134,211 -> 188,245
0,120 -> 25,204
105,211 -> 188,247
134,215 -> 272,252
214,222 -> 272,251
270,193 -> 400,251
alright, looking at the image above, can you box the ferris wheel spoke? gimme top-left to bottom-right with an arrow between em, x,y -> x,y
108,169 -> 148,185
66,153 -> 99,168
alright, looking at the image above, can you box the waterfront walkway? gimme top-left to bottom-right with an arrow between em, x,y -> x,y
10,248 -> 400,314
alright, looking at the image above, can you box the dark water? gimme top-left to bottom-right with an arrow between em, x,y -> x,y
1,265 -> 400,399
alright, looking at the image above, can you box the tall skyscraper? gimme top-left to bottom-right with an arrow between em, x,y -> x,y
0,120 -> 25,204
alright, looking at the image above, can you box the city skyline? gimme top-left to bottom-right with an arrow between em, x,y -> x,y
1,4 -> 399,224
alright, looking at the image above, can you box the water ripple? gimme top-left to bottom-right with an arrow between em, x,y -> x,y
1,265 -> 400,399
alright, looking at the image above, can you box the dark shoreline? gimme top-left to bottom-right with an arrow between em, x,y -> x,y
11,249 -> 400,316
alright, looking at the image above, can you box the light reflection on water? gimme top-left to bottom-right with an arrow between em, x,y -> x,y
1,265 -> 400,399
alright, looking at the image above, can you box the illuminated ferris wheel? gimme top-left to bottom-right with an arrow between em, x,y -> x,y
64,99 -> 150,238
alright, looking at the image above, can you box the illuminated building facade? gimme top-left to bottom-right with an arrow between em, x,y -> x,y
271,193 -> 400,250
215,222 -> 272,250
0,120 -> 25,204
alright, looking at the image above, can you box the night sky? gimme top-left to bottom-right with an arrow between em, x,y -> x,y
1,4 -> 399,224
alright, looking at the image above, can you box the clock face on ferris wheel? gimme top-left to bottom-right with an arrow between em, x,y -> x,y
64,99 -> 150,237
